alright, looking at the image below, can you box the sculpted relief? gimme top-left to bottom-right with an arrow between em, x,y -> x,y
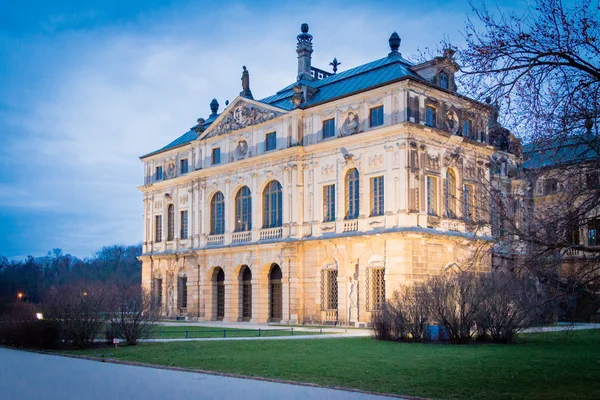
206,102 -> 283,138
340,109 -> 361,137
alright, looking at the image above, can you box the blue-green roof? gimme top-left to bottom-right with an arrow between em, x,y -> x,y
523,135 -> 600,169
143,52 -> 421,158
261,53 -> 419,110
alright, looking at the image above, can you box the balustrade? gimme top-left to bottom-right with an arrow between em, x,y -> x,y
260,227 -> 283,240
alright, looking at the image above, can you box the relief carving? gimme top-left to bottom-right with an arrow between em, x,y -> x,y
180,195 -> 189,205
205,101 -> 283,138
340,108 -> 361,137
321,164 -> 334,177
368,154 -> 384,169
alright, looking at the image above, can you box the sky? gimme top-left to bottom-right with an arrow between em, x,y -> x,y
0,0 -> 527,259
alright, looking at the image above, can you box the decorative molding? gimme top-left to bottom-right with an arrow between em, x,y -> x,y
205,101 -> 283,138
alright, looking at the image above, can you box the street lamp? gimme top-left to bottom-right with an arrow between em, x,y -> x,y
17,292 -> 23,301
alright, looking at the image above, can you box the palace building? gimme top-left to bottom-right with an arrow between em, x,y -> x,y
138,24 -> 521,324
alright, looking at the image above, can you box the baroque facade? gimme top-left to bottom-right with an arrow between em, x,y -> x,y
138,25 -> 515,324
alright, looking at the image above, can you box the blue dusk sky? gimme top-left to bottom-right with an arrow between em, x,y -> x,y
0,0 -> 527,259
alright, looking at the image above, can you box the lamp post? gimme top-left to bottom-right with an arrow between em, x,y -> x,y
17,292 -> 23,301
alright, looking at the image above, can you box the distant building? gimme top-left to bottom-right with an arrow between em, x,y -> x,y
138,24 -> 525,324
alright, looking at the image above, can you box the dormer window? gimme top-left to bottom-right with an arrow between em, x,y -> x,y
155,166 -> 163,182
438,72 -> 449,89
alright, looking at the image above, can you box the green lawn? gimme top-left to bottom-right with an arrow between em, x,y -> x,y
150,325 -> 322,339
69,330 -> 600,400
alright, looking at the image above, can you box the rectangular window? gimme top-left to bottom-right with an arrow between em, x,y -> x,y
426,106 -> 436,128
265,132 -> 276,151
155,215 -> 162,242
588,218 -> 600,246
155,166 -> 163,182
154,278 -> 163,307
369,106 -> 384,127
323,184 -> 336,222
370,176 -> 384,216
180,159 -> 188,175
212,147 -> 221,165
178,277 -> 187,309
463,184 -> 474,221
426,176 -> 438,216
322,118 -> 335,139
462,120 -> 471,137
180,210 -> 188,239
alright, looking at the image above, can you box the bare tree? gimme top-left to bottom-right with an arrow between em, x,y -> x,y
43,282 -> 108,348
456,0 -> 600,320
108,285 -> 158,345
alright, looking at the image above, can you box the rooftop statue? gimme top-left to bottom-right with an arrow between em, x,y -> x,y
240,66 -> 254,100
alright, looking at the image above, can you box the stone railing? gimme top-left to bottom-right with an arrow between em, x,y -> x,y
232,231 -> 252,243
565,248 -> 581,257
322,310 -> 338,323
165,242 -> 175,251
343,220 -> 358,232
207,234 -> 225,245
260,227 -> 283,240
441,219 -> 463,232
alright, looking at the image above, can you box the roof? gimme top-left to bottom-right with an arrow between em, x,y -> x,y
140,113 -> 220,159
260,53 -> 419,110
142,52 -> 421,159
523,135 -> 600,169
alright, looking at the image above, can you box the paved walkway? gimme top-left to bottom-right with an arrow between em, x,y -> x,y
0,348 -> 400,399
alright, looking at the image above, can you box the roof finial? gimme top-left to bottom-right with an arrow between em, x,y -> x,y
210,98 -> 219,116
240,66 -> 254,100
329,57 -> 341,74
388,32 -> 401,56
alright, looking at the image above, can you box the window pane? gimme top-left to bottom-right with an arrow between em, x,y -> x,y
212,148 -> 221,165
345,169 -> 360,220
180,210 -> 188,239
180,159 -> 188,174
370,176 -> 384,216
155,215 -> 162,242
167,204 -> 175,241
370,106 -> 383,127
427,176 -> 438,216
263,181 -> 282,228
323,119 -> 335,139
211,192 -> 225,234
266,132 -> 276,151
323,184 -> 336,222
426,106 -> 436,128
235,186 -> 252,231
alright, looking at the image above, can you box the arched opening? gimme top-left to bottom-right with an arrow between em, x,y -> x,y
213,267 -> 225,320
263,181 -> 282,228
269,264 -> 283,322
211,192 -> 225,235
167,204 -> 175,241
240,266 -> 252,321
235,186 -> 252,232
345,168 -> 359,220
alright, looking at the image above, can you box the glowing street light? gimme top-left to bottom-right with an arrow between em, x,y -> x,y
17,292 -> 23,300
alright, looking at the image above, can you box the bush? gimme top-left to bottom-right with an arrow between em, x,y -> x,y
108,285 -> 158,345
0,302 -> 61,349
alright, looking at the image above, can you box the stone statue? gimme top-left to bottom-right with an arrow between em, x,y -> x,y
349,262 -> 359,322
167,286 -> 174,315
240,66 -> 254,99
341,111 -> 360,136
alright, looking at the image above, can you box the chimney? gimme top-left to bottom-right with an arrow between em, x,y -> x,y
296,23 -> 314,81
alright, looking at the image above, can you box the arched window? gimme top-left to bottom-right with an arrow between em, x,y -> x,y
210,192 -> 225,235
445,170 -> 457,218
167,204 -> 175,241
214,268 -> 225,320
269,264 -> 283,321
263,181 -> 282,228
241,266 -> 252,321
235,186 -> 252,232
345,168 -> 360,220
438,72 -> 449,89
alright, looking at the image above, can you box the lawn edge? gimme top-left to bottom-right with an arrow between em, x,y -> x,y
2,345 -> 430,400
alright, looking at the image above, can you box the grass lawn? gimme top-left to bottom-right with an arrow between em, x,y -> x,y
68,329 -> 600,400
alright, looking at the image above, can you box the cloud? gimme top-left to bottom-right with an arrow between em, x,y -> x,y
0,0 -> 487,258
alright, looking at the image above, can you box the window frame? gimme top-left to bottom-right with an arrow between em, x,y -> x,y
426,106 -> 437,128
323,184 -> 336,222
167,204 -> 175,241
438,72 -> 449,89
210,192 -> 225,235
155,166 -> 163,182
180,210 -> 189,239
369,105 -> 384,128
211,147 -> 221,165
463,184 -> 474,221
235,186 -> 252,232
263,181 -> 283,228
155,215 -> 163,243
370,176 -> 384,217
445,170 -> 457,218
265,132 -> 277,152
322,118 -> 335,139
345,168 -> 360,220
426,175 -> 438,216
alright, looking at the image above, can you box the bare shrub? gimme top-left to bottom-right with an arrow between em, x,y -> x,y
426,273 -> 486,344
43,282 -> 108,348
0,302 -> 61,349
371,303 -> 394,341
477,273 -> 554,343
108,285 -> 158,345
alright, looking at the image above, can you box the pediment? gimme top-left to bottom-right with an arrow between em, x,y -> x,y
199,97 -> 287,140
